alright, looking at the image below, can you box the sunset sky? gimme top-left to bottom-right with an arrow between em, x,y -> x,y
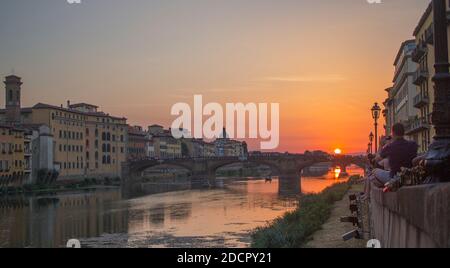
0,0 -> 430,153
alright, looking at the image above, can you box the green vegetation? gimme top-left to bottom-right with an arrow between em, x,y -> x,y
0,177 -> 121,196
251,176 -> 361,248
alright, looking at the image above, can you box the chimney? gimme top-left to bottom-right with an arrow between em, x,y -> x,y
67,100 -> 71,109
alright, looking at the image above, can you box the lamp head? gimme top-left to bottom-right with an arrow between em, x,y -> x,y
372,103 -> 381,120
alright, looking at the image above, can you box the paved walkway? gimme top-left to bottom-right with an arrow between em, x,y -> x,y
305,184 -> 368,248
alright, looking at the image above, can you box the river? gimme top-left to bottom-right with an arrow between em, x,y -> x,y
0,166 -> 363,248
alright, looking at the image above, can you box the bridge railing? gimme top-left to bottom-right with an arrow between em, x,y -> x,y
127,154 -> 316,163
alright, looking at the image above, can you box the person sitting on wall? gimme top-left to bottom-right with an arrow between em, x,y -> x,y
363,123 -> 418,198
377,136 -> 392,171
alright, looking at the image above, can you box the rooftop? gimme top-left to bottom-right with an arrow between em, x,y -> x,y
69,103 -> 99,109
32,103 -> 127,121
413,2 -> 432,37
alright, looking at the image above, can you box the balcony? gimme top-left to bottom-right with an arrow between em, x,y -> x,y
413,94 -> 429,109
405,117 -> 430,135
412,42 -> 427,63
425,25 -> 434,45
413,69 -> 429,86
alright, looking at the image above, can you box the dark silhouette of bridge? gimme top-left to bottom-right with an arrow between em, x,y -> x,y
121,154 -> 368,196
332,155 -> 368,173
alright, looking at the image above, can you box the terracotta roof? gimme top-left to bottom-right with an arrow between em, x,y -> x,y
69,103 -> 99,108
32,103 -> 127,120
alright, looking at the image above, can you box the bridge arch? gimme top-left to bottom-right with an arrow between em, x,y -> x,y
129,160 -> 195,175
210,159 -> 282,176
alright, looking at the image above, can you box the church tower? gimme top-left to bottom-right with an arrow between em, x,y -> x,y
4,75 -> 22,124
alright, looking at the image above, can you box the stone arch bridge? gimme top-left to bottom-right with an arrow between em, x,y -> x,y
122,154 -> 328,195
121,154 -> 368,196
332,155 -> 368,173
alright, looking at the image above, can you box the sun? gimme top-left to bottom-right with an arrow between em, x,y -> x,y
334,148 -> 342,155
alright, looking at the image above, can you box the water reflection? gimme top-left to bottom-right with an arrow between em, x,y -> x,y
0,190 -> 127,248
0,166 -> 363,248
334,167 -> 342,179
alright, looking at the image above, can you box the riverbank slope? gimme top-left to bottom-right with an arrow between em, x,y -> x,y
305,184 -> 366,248
251,181 -> 351,248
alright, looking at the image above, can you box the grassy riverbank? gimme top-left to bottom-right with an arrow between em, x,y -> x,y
251,178 -> 358,248
0,177 -> 121,196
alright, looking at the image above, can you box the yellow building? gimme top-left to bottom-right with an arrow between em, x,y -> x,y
411,2 -> 450,153
25,103 -> 128,180
166,138 -> 182,159
1,76 -> 129,180
147,126 -> 183,159
0,125 -> 26,188
1,102 -> 128,181
127,125 -> 149,161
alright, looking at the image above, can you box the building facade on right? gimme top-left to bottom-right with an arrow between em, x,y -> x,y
410,2 -> 450,153
384,40 -> 419,141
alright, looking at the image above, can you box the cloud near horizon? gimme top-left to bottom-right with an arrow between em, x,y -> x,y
262,75 -> 347,83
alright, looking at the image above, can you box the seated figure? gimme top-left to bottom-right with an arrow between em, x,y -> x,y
363,123 -> 418,197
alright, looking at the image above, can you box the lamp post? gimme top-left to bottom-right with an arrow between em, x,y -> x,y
423,0 -> 450,183
369,132 -> 374,154
371,103 -> 381,153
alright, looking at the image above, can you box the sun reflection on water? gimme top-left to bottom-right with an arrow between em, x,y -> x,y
334,167 -> 342,179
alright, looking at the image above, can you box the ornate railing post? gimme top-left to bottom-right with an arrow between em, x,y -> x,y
424,0 -> 450,183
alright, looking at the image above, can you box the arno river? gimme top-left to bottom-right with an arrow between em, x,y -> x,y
0,166 -> 363,248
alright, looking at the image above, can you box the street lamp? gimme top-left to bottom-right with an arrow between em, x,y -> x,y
369,132 -> 374,154
423,0 -> 450,183
371,103 -> 381,153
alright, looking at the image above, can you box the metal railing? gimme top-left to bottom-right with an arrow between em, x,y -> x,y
413,93 -> 429,108
405,117 -> 430,135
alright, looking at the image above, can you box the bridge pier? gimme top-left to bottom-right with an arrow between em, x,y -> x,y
278,173 -> 301,196
190,171 -> 215,188
121,162 -> 145,198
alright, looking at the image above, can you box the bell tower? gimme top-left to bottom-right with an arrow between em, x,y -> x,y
4,75 -> 22,124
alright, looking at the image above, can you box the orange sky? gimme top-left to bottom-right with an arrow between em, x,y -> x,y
0,0 -> 431,153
